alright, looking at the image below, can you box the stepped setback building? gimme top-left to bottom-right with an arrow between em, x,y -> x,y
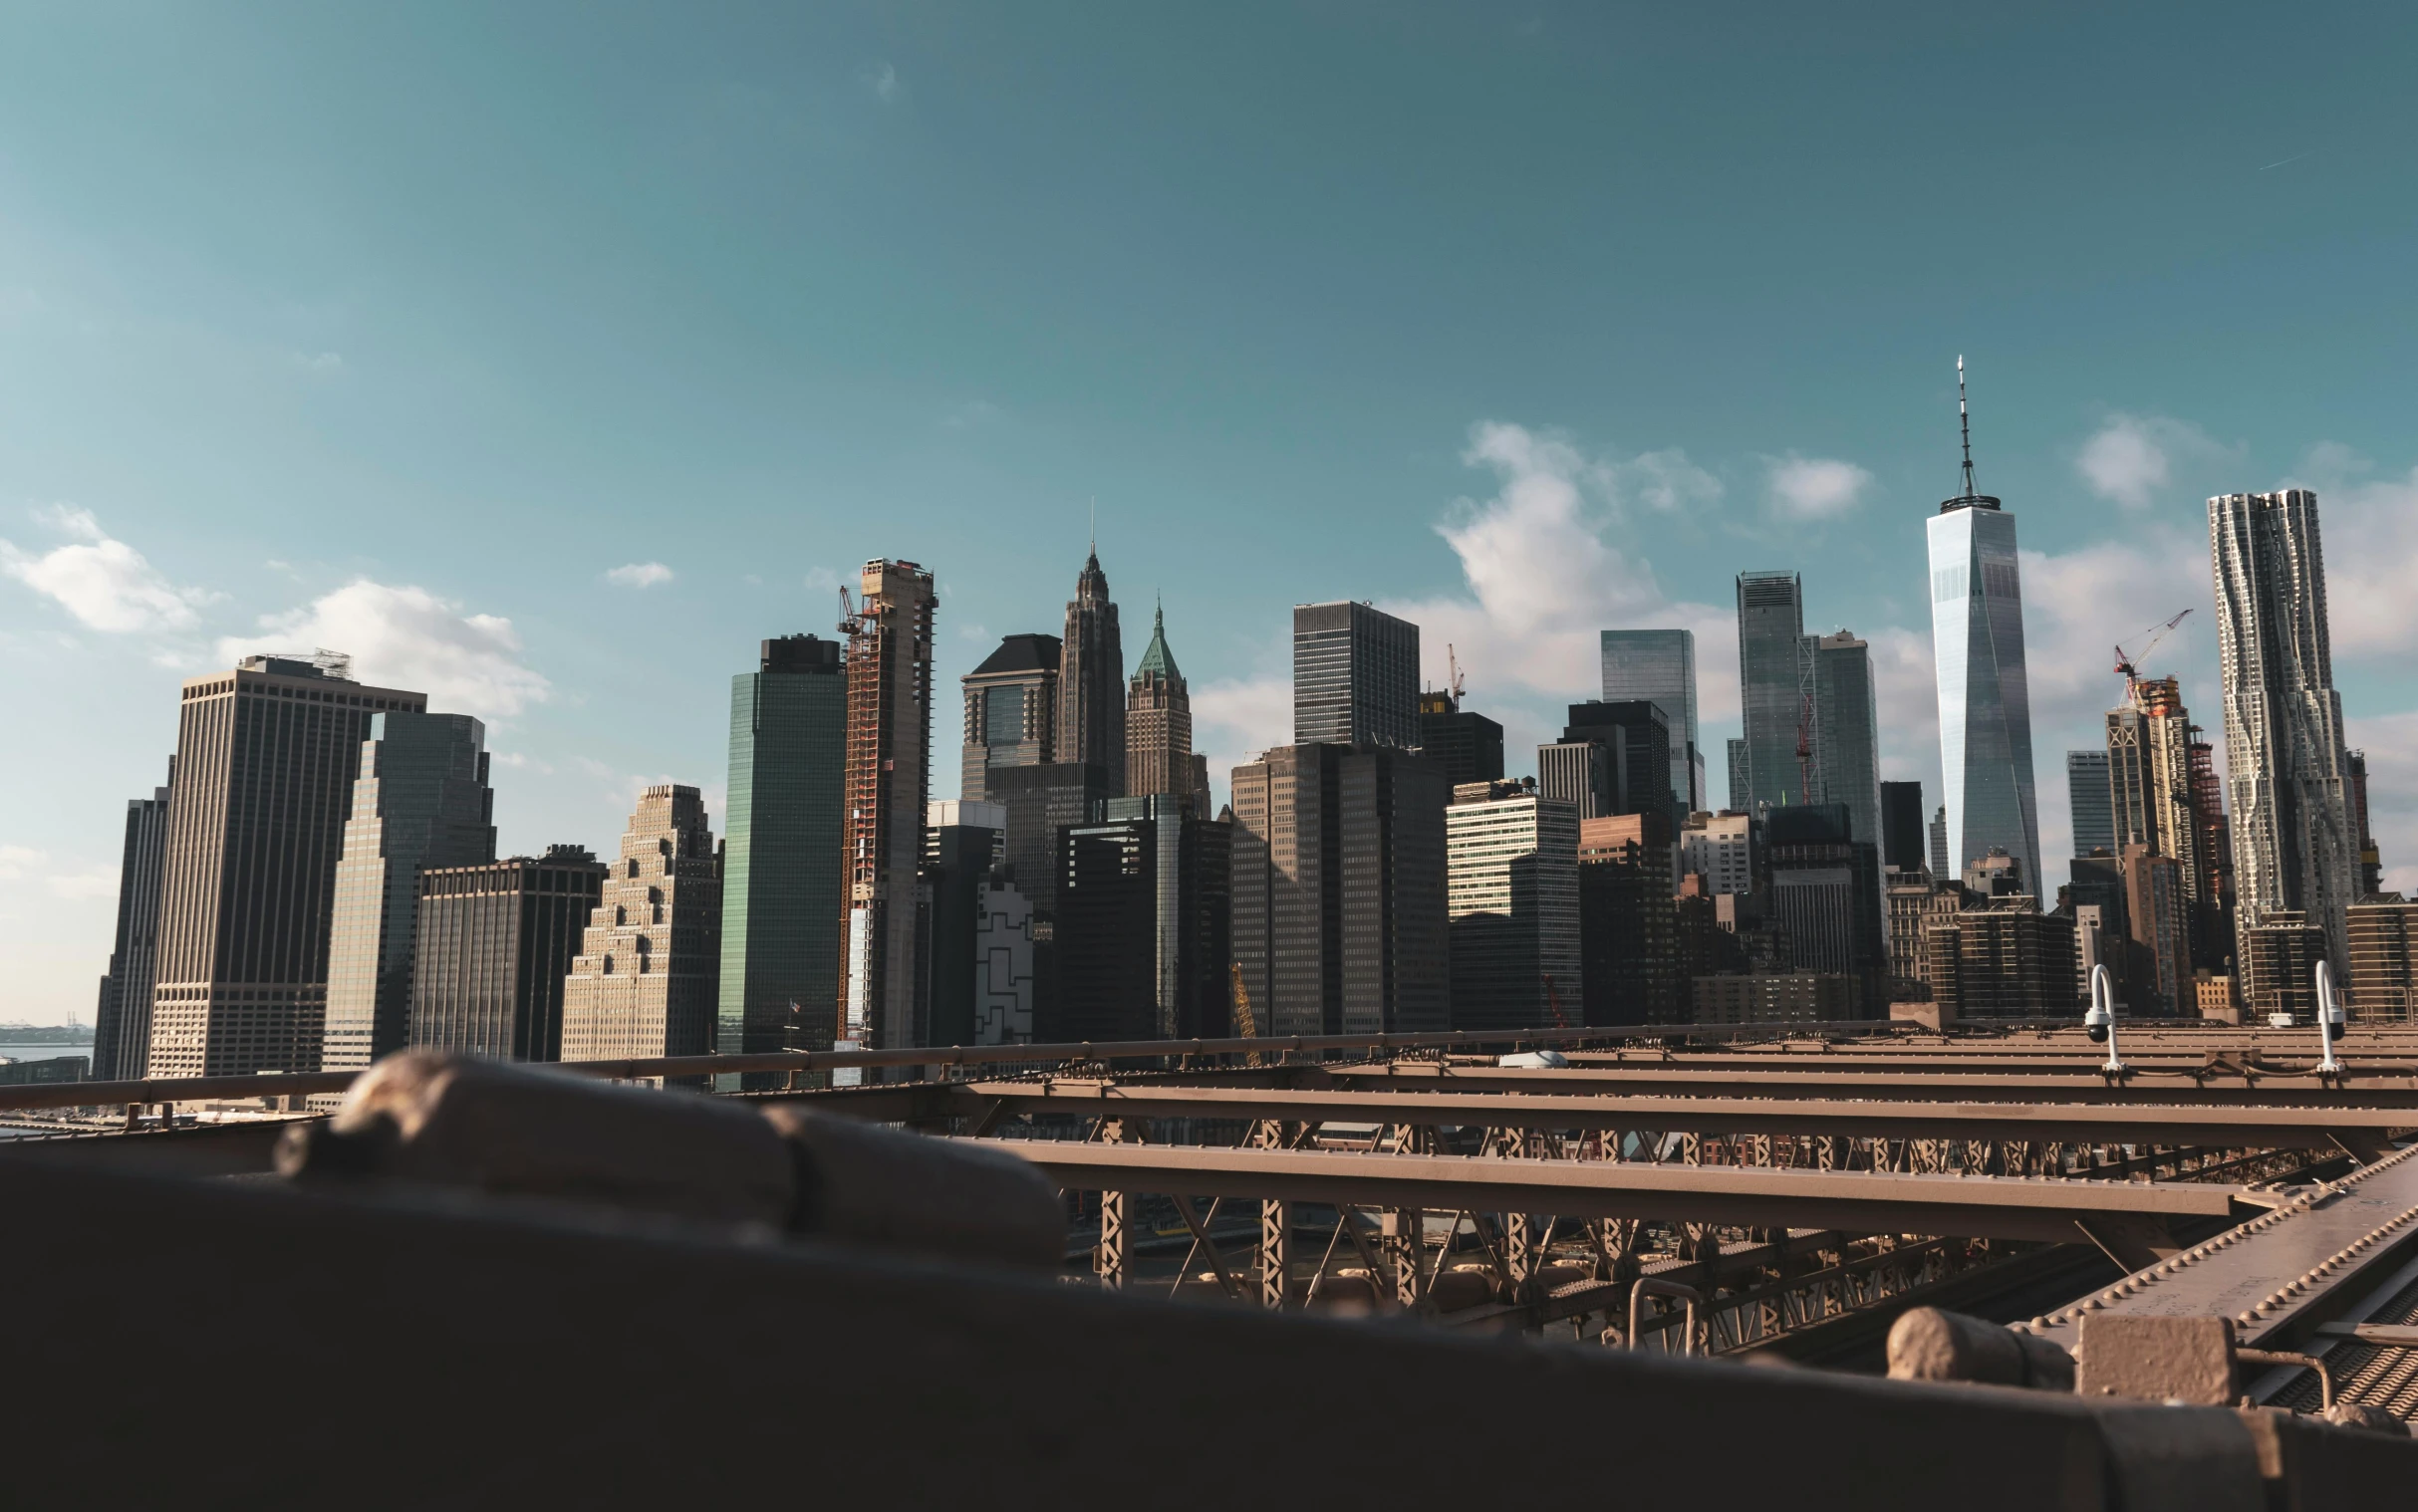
1124,603 -> 1209,811
148,655 -> 426,1078
322,713 -> 496,1071
1058,550 -> 1126,794
560,786 -> 722,1061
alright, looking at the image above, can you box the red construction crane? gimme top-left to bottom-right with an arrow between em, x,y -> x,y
2113,609 -> 2191,704
1542,973 -> 1570,1032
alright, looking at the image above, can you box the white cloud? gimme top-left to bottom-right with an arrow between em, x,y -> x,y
0,846 -> 45,879
605,562 -> 674,589
0,846 -> 111,900
0,507 -> 218,632
1617,448 -> 1723,514
49,868 -> 118,901
1377,423 -> 1737,778
804,567 -> 841,596
1193,674 -> 1295,813
868,62 -> 901,103
2076,413 -> 2226,509
1764,454 -> 1873,520
292,351 -> 345,375
219,580 -> 550,719
2348,711 -> 2418,897
2289,455 -> 2418,662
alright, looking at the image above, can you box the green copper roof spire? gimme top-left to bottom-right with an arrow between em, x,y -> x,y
1134,596 -> 1179,681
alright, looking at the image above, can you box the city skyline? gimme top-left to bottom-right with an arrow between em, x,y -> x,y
4,6 -> 2417,1022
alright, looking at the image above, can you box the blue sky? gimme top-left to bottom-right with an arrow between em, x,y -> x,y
2,2 -> 2413,1023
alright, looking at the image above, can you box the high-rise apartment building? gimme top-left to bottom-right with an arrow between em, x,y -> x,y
560,785 -> 722,1061
149,655 -> 426,1078
1229,743 -> 1448,1036
722,634 -> 847,1060
323,713 -> 496,1072
1577,814 -> 1681,1026
1680,811 -> 1753,896
1734,571 -> 1805,814
959,633 -> 1059,800
2346,750 -> 2383,899
2347,894 -> 2418,1020
1417,691 -> 1504,789
1058,551 -> 1126,794
839,560 -> 937,1052
1803,630 -> 1883,851
1764,803 -> 1885,1013
1929,806 -> 1950,881
1879,781 -> 1927,876
2067,750 -> 2114,860
1926,902 -> 2076,1020
1601,629 -> 1703,814
2210,489 -> 2358,974
1445,782 -> 1579,1030
91,762 -> 172,1082
2122,845 -> 2192,1017
408,848 -> 607,1062
1292,602 -> 1420,749
1125,605 -> 1204,807
1928,364 -> 2040,895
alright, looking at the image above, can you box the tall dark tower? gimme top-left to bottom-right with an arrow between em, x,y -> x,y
1057,545 -> 1126,794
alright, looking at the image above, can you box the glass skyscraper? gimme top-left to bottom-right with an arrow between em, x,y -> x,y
2067,749 -> 2114,858
1927,372 -> 2040,897
1734,571 -> 1804,814
1804,630 -> 1882,855
721,634 -> 847,1058
1600,629 -> 1702,814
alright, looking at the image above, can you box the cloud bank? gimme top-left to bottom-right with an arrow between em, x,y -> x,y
219,581 -> 551,719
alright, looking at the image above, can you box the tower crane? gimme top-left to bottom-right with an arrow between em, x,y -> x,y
2112,610 -> 2191,706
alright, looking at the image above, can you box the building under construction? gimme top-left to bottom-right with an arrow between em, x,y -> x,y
838,560 -> 937,1053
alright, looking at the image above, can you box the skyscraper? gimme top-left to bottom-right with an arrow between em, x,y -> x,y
1417,691 -> 1504,789
1878,780 -> 1926,876
2346,749 -> 2383,899
560,785 -> 722,1062
1293,602 -> 1420,748
1727,739 -> 1748,813
960,633 -> 1060,800
409,848 -> 607,1062
916,812 -> 1006,1048
1445,781 -> 1579,1030
1929,806 -> 1950,881
839,560 -> 938,1052
1057,795 -> 1230,1041
2210,489 -> 2358,977
1545,701 -> 1674,830
1124,604 -> 1201,806
2067,751 -> 2114,860
1577,816 -> 1682,1026
149,654 -> 426,1078
1927,359 -> 2039,897
91,761 -> 171,1083
323,713 -> 496,1072
1601,629 -> 1703,813
1058,550 -> 1126,794
1735,571 -> 1805,814
1764,803 -> 1886,1013
722,634 -> 847,1061
1229,743 -> 1448,1036
1804,630 -> 1882,852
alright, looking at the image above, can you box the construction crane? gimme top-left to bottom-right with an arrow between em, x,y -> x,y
1542,973 -> 1571,1032
2113,610 -> 2191,705
1228,962 -> 1263,1067
1447,643 -> 1466,710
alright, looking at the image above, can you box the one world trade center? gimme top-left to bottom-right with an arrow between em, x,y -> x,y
1928,359 -> 2040,896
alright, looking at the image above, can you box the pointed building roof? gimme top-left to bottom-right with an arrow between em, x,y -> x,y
1134,601 -> 1180,682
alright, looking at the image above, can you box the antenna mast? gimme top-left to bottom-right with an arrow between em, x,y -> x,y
1958,355 -> 1977,500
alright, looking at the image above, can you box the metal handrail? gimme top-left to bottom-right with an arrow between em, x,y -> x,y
1627,1277 -> 1704,1357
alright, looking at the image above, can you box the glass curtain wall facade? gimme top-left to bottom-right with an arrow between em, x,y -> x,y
721,635 -> 847,1060
1928,498 -> 2040,899
2067,750 -> 2114,859
1804,630 -> 1882,854
1735,572 -> 1805,814
1600,629 -> 1702,814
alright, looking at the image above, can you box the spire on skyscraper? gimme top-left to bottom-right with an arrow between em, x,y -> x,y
1944,355 -> 2001,512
